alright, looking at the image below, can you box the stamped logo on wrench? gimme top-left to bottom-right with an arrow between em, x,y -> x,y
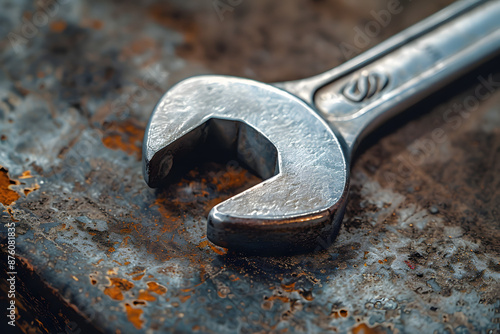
342,71 -> 389,103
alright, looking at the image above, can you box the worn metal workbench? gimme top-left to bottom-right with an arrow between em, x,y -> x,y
0,0 -> 499,333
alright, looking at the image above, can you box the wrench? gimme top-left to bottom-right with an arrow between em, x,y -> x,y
143,0 -> 500,255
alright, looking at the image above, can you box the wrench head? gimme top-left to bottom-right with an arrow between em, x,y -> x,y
143,76 -> 349,255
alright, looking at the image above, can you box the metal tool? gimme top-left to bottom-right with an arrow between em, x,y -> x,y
143,0 -> 500,255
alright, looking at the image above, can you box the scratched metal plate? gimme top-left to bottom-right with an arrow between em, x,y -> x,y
0,0 -> 499,333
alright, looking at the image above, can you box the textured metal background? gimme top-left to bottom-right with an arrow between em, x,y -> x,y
0,0 -> 499,333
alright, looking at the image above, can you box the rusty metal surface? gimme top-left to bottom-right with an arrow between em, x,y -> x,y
0,0 -> 499,333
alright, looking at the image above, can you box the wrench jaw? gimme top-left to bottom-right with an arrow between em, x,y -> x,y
207,194 -> 348,255
144,117 -> 279,188
143,75 -> 349,255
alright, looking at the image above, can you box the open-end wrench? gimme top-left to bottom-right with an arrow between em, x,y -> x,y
143,0 -> 500,255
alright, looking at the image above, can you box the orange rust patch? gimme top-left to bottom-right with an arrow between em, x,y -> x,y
19,170 -> 33,179
152,197 -> 184,234
179,294 -> 191,303
110,277 -> 134,290
352,323 -> 385,334
211,167 -> 249,192
266,295 -> 290,303
50,20 -> 67,33
132,274 -> 145,281
281,282 -> 296,292
147,281 -> 167,295
137,290 -> 156,302
104,286 -> 124,301
127,268 -> 145,276
197,240 -> 227,255
104,277 -> 134,301
0,167 -> 20,206
102,120 -> 145,160
299,290 -> 314,301
277,282 -> 314,302
203,198 -> 224,215
23,183 -> 40,196
339,309 -> 348,317
124,303 -> 144,330
6,207 -> 19,222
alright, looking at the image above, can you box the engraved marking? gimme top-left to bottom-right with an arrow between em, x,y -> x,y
342,71 -> 389,102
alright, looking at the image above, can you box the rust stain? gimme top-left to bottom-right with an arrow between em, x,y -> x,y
137,290 -> 156,302
299,290 -> 314,301
278,281 -> 314,302
19,170 -> 33,179
0,167 -> 20,206
330,307 -> 350,320
132,274 -> 145,281
229,275 -> 240,282
49,20 -> 67,33
147,281 -> 167,295
197,240 -> 227,255
104,277 -> 134,301
127,268 -> 146,280
266,295 -> 290,303
179,294 -> 191,303
23,183 -> 40,196
351,323 -> 385,334
281,282 -> 296,292
124,303 -> 144,330
102,120 -> 145,160
6,207 -> 19,222
210,167 -> 249,192
104,286 -> 124,301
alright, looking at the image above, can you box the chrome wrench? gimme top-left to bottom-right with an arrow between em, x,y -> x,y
143,0 -> 500,255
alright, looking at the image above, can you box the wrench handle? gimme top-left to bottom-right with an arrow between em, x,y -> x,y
276,0 -> 500,157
